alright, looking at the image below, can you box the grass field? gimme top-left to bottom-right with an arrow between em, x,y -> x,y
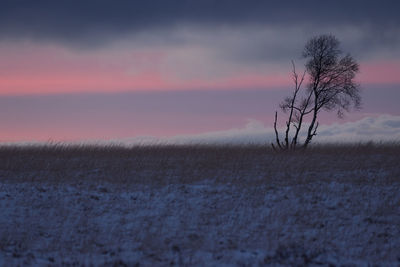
0,143 -> 399,266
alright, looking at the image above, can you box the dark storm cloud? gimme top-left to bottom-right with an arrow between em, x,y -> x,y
0,0 -> 399,44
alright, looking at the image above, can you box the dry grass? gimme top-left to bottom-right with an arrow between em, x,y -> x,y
0,142 -> 399,186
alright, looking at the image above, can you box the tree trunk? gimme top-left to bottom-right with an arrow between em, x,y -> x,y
303,107 -> 318,148
272,111 -> 283,150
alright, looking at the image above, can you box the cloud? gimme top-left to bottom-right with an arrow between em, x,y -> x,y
0,1 -> 399,60
0,1 -> 399,88
118,115 -> 400,145
1,87 -> 399,142
316,115 -> 400,142
2,1 -> 399,38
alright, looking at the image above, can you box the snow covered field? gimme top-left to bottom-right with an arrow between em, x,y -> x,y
0,144 -> 399,266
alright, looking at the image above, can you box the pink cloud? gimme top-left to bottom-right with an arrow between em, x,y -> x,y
358,60 -> 400,85
0,42 -> 399,96
0,42 -> 291,95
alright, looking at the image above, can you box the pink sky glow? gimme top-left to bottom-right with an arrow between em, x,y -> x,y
0,42 -> 399,142
0,43 -> 399,95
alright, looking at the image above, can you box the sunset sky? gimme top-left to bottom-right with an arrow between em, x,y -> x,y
1,0 -> 399,143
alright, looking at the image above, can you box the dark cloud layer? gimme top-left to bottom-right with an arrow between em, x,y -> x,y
1,0 -> 399,45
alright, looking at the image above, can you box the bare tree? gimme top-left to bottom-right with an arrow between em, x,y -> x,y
272,34 -> 361,150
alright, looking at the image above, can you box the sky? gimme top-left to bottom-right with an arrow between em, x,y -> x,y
0,0 -> 399,143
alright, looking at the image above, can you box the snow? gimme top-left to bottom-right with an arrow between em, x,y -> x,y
1,177 -> 399,266
0,144 -> 399,265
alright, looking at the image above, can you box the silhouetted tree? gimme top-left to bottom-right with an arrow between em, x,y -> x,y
272,34 -> 361,151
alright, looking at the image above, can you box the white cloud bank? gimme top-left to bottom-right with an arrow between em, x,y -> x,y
118,114 -> 400,145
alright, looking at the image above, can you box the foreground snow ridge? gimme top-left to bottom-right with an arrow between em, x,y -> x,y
0,144 -> 399,266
